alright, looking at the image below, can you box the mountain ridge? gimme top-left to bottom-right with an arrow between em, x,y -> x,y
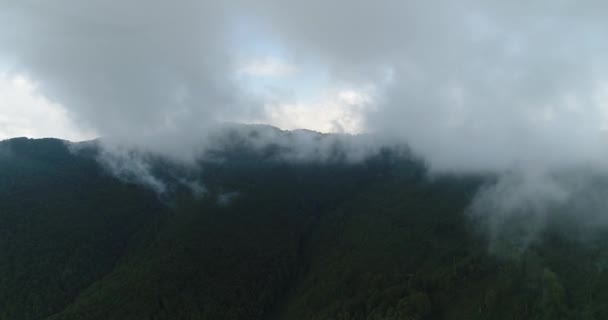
2,133 -> 608,319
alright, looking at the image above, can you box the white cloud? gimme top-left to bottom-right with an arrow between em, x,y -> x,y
6,0 -> 608,172
262,88 -> 372,134
0,73 -> 94,141
238,56 -> 298,77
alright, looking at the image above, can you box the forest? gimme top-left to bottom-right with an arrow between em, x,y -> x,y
2,129 -> 608,319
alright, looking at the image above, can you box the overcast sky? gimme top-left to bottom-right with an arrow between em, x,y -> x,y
3,0 -> 608,171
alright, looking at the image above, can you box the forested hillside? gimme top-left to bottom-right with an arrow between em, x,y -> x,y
0,138 -> 164,319
3,132 -> 608,319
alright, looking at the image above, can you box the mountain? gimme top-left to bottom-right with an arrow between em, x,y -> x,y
2,131 -> 608,319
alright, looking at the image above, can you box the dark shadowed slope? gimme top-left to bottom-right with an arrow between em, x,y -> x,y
3,131 -> 608,319
0,138 -> 164,319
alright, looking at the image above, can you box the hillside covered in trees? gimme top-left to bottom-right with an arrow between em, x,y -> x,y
3,128 -> 608,319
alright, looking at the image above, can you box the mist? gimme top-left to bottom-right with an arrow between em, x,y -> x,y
4,0 -> 608,245
3,1 -> 608,168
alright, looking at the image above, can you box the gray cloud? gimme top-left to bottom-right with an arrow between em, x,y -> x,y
468,166 -> 608,255
1,0 -> 257,158
8,0 -> 608,252
4,0 -> 608,172
6,1 -> 608,231
234,0 -> 608,249
246,0 -> 608,171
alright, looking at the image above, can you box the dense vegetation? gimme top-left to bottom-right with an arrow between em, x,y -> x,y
3,131 -> 608,319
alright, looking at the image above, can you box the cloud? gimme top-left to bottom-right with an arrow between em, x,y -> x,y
261,88 -> 373,134
0,0 -> 253,155
4,0 -> 608,173
468,165 -> 608,255
0,72 -> 93,141
96,143 -> 168,194
244,0 -> 608,171
7,0 -> 608,244
238,57 -> 298,77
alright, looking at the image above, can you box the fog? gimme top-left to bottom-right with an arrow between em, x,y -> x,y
3,1 -> 608,171
245,0 -> 608,171
4,0 -> 608,244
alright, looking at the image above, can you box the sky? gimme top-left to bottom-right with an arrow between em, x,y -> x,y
3,0 -> 608,172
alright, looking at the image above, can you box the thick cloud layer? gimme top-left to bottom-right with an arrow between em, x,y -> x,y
247,0 -> 608,171
1,0 -> 252,159
7,0 -> 608,250
3,0 -> 608,171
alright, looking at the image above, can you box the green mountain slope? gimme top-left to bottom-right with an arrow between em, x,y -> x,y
0,138 -> 164,319
3,134 -> 608,319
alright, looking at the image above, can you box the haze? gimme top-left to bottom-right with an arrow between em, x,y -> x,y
2,0 -> 608,172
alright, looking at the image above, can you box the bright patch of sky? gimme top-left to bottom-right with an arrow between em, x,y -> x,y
232,17 -> 372,133
263,89 -> 372,133
0,15 -> 371,140
0,72 -> 95,141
